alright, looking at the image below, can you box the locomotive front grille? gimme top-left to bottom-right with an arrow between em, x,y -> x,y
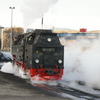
44,55 -> 54,67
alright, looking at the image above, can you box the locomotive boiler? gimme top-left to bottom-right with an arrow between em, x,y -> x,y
12,29 -> 64,80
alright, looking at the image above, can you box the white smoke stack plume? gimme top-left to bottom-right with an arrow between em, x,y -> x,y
20,0 -> 59,30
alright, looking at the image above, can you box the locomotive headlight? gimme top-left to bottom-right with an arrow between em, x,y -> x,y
47,38 -> 51,42
58,59 -> 62,64
35,59 -> 39,63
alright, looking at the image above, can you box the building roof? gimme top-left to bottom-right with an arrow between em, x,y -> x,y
53,28 -> 79,33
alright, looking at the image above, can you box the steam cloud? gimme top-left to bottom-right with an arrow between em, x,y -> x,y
21,0 -> 59,29
62,38 -> 100,89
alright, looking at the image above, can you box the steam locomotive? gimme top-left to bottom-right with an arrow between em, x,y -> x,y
12,29 -> 64,80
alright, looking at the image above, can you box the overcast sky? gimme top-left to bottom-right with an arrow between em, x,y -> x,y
0,0 -> 100,31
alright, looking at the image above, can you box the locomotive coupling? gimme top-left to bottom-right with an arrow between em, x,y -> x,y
44,69 -> 55,75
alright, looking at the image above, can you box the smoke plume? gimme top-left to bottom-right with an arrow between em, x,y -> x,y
20,0 -> 59,29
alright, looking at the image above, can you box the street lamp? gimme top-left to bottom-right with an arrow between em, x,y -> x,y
9,7 -> 15,53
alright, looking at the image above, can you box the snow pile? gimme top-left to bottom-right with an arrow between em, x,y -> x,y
1,62 -> 29,79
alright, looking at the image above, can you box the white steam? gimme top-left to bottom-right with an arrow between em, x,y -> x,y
21,0 -> 58,29
62,38 -> 100,89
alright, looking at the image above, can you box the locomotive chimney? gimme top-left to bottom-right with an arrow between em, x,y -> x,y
41,15 -> 43,29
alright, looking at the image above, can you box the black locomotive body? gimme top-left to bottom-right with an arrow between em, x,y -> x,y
12,29 -> 64,80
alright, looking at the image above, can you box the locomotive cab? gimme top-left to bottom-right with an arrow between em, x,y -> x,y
12,29 -> 64,80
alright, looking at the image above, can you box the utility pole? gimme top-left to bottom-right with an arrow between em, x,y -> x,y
9,7 -> 15,53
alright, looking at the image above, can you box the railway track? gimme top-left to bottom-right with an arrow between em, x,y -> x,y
55,84 -> 100,99
31,80 -> 100,100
